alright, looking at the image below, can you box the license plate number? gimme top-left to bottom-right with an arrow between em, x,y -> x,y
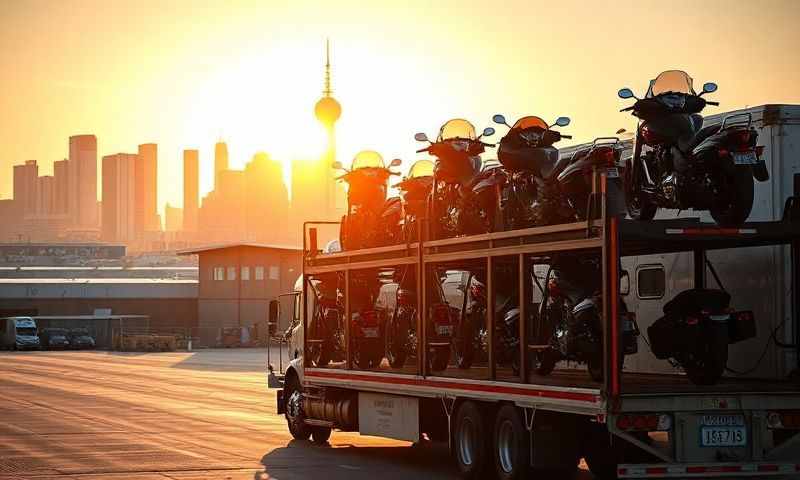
362,327 -> 379,338
436,325 -> 453,336
606,167 -> 620,178
701,426 -> 747,446
732,151 -> 757,165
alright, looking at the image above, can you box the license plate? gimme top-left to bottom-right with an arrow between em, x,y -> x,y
606,167 -> 620,178
732,151 -> 757,165
361,327 -> 379,338
436,325 -> 453,336
702,414 -> 744,426
701,426 -> 747,447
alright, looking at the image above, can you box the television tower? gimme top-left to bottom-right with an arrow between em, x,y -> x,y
314,39 -> 342,217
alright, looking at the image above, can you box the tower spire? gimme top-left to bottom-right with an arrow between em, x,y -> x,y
323,38 -> 332,97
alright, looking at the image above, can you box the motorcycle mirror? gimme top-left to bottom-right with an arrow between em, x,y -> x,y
553,116 -> 571,127
620,270 -> 631,296
616,128 -> 627,135
481,127 -> 495,137
414,132 -> 429,142
618,88 -> 635,99
331,161 -> 343,170
389,158 -> 402,168
492,114 -> 509,126
702,82 -> 718,94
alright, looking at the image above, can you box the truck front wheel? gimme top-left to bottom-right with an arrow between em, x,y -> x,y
454,401 -> 490,479
285,376 -> 311,441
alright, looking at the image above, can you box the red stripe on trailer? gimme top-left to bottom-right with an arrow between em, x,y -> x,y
645,467 -> 667,474
304,370 -> 600,403
758,465 -> 779,472
687,465 -> 741,473
609,216 -> 620,396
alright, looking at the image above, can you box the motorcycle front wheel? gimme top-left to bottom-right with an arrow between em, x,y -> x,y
710,166 -> 754,226
624,156 -> 657,221
386,309 -> 412,368
682,326 -> 729,385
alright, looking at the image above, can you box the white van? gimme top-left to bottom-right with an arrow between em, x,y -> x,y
1,317 -> 41,350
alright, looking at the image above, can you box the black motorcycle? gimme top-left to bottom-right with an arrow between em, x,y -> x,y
307,275 -> 345,367
648,288 -> 756,385
618,70 -> 768,225
491,114 -> 575,230
557,137 -> 627,220
535,256 -> 639,382
414,119 -> 495,239
334,151 -> 401,250
388,159 -> 435,243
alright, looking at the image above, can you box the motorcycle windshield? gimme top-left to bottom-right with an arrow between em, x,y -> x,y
408,160 -> 434,178
351,150 -> 385,170
647,70 -> 695,97
511,116 -> 548,130
438,119 -> 477,141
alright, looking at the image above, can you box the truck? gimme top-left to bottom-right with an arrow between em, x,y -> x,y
273,104 -> 800,479
1,316 -> 41,350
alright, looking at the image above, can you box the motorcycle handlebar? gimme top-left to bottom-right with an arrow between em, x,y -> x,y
706,101 -> 720,106
416,147 -> 429,153
560,134 -> 573,139
620,106 -> 635,112
480,142 -> 495,148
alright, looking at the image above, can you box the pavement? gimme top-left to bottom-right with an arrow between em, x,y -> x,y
0,349 -> 591,480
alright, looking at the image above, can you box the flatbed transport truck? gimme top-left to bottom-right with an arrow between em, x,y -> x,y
274,105 -> 800,479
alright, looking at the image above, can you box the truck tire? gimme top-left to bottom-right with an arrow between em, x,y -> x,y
454,401 -> 491,479
311,426 -> 332,445
284,376 -> 311,441
493,404 -> 530,480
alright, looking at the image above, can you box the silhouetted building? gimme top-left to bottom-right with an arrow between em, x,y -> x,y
53,159 -> 69,214
200,169 -> 245,242
36,176 -> 55,215
214,141 -> 229,189
245,152 -> 289,243
13,160 -> 38,215
135,143 -> 159,236
165,204 -> 183,232
183,149 -> 199,233
68,135 -> 98,228
101,153 -> 136,242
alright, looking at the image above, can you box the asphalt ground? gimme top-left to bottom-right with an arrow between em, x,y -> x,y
0,349 -> 593,479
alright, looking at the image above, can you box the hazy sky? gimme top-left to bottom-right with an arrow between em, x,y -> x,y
1,0 -> 798,215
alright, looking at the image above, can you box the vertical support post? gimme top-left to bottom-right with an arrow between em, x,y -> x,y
792,237 -> 800,370
418,213 -> 426,378
694,249 -> 706,289
488,255 -> 495,381
345,268 -> 351,370
518,253 -> 528,383
302,224 -> 308,367
601,172 -> 621,403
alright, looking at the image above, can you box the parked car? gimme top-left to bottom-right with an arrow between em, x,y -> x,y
39,328 -> 70,349
67,328 -> 95,350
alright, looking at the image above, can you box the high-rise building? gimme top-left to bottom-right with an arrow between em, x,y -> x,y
36,175 -> 55,215
135,143 -> 159,235
68,135 -> 98,228
182,149 -> 199,233
245,152 -> 289,242
53,159 -> 69,214
214,141 -> 229,189
164,204 -> 183,232
101,153 -> 136,242
13,160 -> 38,215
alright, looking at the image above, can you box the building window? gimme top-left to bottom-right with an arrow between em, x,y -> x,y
255,266 -> 265,281
227,266 -> 236,281
213,267 -> 225,281
637,265 -> 665,299
241,266 -> 250,281
269,265 -> 279,280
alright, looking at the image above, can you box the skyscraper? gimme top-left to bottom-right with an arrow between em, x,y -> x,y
183,149 -> 199,233
68,135 -> 98,228
214,141 -> 228,189
13,160 -> 38,215
101,153 -> 136,242
36,175 -> 55,215
135,143 -> 159,235
53,159 -> 69,214
245,152 -> 289,242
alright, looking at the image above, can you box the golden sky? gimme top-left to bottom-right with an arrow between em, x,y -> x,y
1,0 -> 798,215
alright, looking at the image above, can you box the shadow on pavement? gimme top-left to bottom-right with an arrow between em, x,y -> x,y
256,439 -> 457,480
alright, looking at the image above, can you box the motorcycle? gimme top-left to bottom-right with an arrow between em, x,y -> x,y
307,274 -> 345,367
334,151 -> 401,250
385,159 -> 435,244
618,70 -> 768,225
414,119 -> 495,239
490,114 -> 575,230
535,256 -> 639,382
648,288 -> 756,385
557,136 -> 627,220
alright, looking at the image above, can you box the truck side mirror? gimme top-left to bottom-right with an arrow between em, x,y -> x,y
268,299 -> 279,336
620,270 -> 631,296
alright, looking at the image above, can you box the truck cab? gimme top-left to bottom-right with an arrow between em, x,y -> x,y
1,317 -> 41,350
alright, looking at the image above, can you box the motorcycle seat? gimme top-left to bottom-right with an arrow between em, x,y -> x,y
542,152 -> 573,181
686,123 -> 722,153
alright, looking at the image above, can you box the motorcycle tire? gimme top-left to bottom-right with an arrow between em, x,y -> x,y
536,349 -> 558,376
710,166 -> 754,226
386,316 -> 408,369
624,157 -> 657,221
309,340 -> 332,367
354,343 -> 383,369
454,317 -> 476,369
429,345 -> 450,372
683,325 -> 729,385
587,355 -> 604,382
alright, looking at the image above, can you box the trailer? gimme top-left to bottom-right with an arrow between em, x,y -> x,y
274,105 -> 800,479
